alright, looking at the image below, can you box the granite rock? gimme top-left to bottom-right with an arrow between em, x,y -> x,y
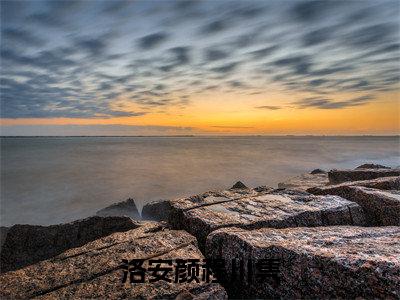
310,168 -> 326,174
309,185 -> 400,225
0,221 -> 227,299
0,226 -> 9,249
0,216 -> 140,273
206,226 -> 400,299
355,163 -> 391,169
96,198 -> 140,220
278,172 -> 328,191
308,176 -> 400,193
230,181 -> 248,189
328,168 -> 400,184
168,189 -> 365,248
141,199 -> 172,221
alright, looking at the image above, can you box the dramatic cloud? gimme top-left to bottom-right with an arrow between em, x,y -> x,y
212,62 -> 238,74
200,19 -> 227,35
204,48 -> 228,61
0,0 -> 399,119
293,96 -> 374,109
137,32 -> 169,49
2,28 -> 46,47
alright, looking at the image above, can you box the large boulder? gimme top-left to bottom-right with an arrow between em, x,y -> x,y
168,188 -> 365,248
0,226 -> 9,249
141,199 -> 172,221
0,222 -> 227,299
0,216 -> 140,273
308,176 -> 400,192
230,181 -> 248,189
309,185 -> 400,225
278,172 -> 328,191
206,226 -> 400,299
310,168 -> 327,174
328,168 -> 400,184
96,198 -> 140,219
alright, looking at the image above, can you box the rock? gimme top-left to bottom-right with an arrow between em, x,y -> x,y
253,185 -> 274,193
231,181 -> 248,189
328,168 -> 400,184
308,185 -> 400,225
141,199 -> 172,221
96,198 -> 140,219
278,172 -> 329,191
206,226 -> 400,299
168,189 -> 365,249
308,176 -> 400,193
0,216 -> 140,273
0,222 -> 227,299
355,163 -> 391,169
0,226 -> 9,249
310,168 -> 326,174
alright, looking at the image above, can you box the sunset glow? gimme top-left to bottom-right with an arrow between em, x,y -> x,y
1,0 -> 399,135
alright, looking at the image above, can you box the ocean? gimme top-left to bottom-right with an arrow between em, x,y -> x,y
1,136 -> 399,226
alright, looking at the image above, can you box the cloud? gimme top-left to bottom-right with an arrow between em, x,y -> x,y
75,37 -> 108,56
1,48 -> 76,70
347,23 -> 397,48
137,32 -> 169,49
255,105 -> 282,110
200,19 -> 227,35
170,46 -> 191,65
309,79 -> 327,86
302,27 -> 333,47
249,46 -> 278,59
2,28 -> 46,47
228,80 -> 246,88
27,12 -> 66,27
204,48 -> 228,61
273,55 -> 312,75
211,62 -> 238,73
291,0 -> 336,22
293,95 -> 374,109
102,0 -> 132,14
310,66 -> 354,76
1,0 -> 399,120
211,126 -> 254,129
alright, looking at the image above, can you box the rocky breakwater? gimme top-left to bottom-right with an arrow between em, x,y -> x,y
308,177 -> 400,226
1,163 -> 399,299
206,226 -> 400,299
165,187 -> 365,249
0,221 -> 227,299
0,216 -> 139,273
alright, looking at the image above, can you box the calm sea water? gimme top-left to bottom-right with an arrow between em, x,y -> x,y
1,136 -> 399,226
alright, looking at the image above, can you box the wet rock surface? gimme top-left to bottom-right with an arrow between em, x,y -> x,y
278,172 -> 328,191
230,181 -> 248,189
328,168 -> 400,184
2,163 -> 399,299
206,226 -> 400,299
309,185 -> 400,225
355,163 -> 391,169
0,216 -> 140,273
0,221 -> 227,299
96,198 -> 140,220
310,168 -> 327,174
141,199 -> 172,221
168,188 -> 365,248
308,176 -> 400,192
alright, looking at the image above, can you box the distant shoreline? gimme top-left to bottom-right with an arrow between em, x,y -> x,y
1,135 -> 399,138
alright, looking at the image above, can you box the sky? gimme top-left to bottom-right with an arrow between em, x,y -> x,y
1,0 -> 399,135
